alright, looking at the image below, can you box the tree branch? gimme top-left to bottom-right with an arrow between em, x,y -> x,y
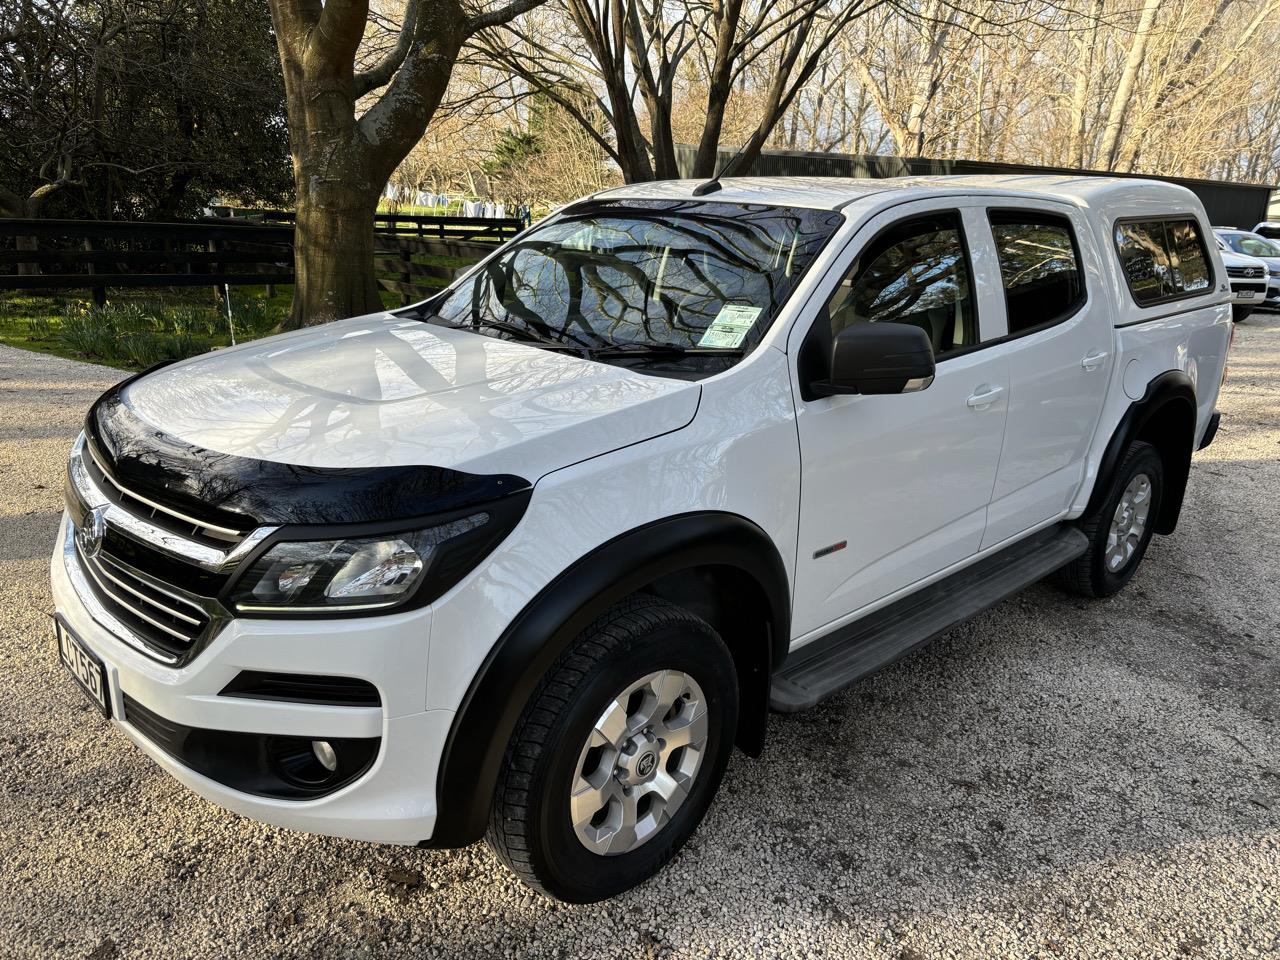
312,0 -> 368,71
353,0 -> 419,97
468,0 -> 548,34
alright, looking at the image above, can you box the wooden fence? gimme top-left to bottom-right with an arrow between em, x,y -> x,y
210,207 -> 525,245
0,216 -> 504,306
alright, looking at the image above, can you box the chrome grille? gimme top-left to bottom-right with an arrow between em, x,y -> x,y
1227,265 -> 1264,279
63,433 -> 272,665
73,537 -> 213,660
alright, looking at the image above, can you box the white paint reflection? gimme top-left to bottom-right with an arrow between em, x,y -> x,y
121,316 -> 699,476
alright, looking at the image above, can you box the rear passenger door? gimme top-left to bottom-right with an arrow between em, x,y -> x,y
979,204 -> 1114,547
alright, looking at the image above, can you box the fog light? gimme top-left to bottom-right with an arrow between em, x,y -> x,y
311,740 -> 338,772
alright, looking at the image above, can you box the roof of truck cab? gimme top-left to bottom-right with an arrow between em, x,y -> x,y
592,174 -> 1199,214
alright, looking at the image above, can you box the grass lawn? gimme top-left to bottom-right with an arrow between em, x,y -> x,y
0,284 -> 397,370
0,233 -> 470,372
410,251 -> 474,271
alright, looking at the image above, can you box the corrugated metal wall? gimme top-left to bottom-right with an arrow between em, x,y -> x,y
674,145 -> 1275,229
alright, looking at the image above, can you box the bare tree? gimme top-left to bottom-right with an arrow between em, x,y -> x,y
477,0 -> 889,183
1096,0 -> 1161,169
389,0 -> 1280,225
266,0 -> 546,327
751,0 -> 1280,187
1,1 -> 95,224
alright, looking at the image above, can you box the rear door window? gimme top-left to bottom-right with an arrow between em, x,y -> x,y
989,211 -> 1085,336
1114,218 -> 1214,306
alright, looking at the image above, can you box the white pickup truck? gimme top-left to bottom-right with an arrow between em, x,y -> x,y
51,175 -> 1230,902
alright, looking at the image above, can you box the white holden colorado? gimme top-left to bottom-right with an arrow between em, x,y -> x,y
52,175 -> 1229,901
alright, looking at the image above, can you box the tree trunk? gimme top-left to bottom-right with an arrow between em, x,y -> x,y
10,195 -> 45,277
291,180 -> 382,325
692,79 -> 733,178
1066,1 -> 1103,168
269,0 -> 477,328
690,1 -> 741,180
1098,0 -> 1162,171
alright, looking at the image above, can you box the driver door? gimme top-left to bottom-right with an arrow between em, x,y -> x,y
788,200 -> 1009,641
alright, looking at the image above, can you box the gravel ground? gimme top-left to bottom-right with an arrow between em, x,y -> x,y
1,316 -> 1278,960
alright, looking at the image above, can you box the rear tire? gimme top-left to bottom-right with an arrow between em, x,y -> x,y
1055,440 -> 1164,598
486,596 -> 738,902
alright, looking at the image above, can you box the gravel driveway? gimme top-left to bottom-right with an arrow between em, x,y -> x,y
1,316 -> 1278,960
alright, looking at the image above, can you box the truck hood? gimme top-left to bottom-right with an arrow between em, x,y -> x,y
1219,250 -> 1268,271
120,314 -> 701,480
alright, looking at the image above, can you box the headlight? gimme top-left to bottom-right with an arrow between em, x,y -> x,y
229,512 -> 495,613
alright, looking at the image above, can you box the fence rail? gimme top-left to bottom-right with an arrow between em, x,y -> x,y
210,207 -> 524,243
0,216 -> 499,305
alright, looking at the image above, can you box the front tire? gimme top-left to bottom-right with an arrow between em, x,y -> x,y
1233,304 -> 1253,323
1056,440 -> 1164,598
486,596 -> 738,902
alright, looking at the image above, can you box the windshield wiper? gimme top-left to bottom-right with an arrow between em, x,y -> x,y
440,318 -> 587,354
588,343 -> 744,359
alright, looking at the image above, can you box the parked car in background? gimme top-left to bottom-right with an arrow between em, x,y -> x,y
1252,220 -> 1280,241
52,175 -> 1230,902
1215,237 -> 1269,321
1216,228 -> 1280,310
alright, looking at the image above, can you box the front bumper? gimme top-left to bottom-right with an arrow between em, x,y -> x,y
1230,281 -> 1267,304
50,513 -> 449,845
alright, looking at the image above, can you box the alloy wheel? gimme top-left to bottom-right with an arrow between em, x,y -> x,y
569,670 -> 709,856
1106,472 -> 1152,572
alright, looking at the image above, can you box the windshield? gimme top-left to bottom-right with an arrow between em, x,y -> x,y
1223,232 -> 1280,257
424,200 -> 843,376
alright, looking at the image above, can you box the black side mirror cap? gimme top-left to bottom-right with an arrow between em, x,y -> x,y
811,322 -> 936,397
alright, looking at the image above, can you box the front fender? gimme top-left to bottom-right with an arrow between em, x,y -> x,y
426,511 -> 790,848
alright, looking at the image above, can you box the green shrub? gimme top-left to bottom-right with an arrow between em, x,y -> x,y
27,315 -> 56,341
53,297 -> 285,367
230,296 -> 283,339
61,305 -> 122,360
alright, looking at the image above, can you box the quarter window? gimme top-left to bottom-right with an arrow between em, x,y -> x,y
825,212 -> 977,358
989,212 -> 1085,335
1114,218 -> 1213,306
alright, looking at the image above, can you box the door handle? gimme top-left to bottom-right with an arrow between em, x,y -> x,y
966,385 -> 1004,409
1081,350 -> 1109,371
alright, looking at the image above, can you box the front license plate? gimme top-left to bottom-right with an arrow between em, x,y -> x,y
1239,290 -> 1256,299
55,618 -> 110,718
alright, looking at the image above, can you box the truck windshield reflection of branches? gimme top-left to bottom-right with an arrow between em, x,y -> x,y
503,221 -> 779,345
431,204 -> 842,360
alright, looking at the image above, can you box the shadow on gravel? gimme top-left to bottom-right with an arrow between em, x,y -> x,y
0,513 -> 64,562
409,567 -> 1278,956
3,327 -> 1279,958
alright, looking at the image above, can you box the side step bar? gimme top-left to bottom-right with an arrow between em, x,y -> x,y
769,524 -> 1088,712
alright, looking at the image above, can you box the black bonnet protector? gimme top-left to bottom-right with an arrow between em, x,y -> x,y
85,378 -> 532,528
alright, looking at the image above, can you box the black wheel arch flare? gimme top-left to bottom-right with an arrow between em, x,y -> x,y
1088,369 -> 1198,535
426,511 -> 792,849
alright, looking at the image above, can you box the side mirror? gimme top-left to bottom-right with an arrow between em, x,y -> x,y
812,322 -> 936,397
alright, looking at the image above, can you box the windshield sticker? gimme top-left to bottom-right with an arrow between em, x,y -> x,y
699,304 -> 762,348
